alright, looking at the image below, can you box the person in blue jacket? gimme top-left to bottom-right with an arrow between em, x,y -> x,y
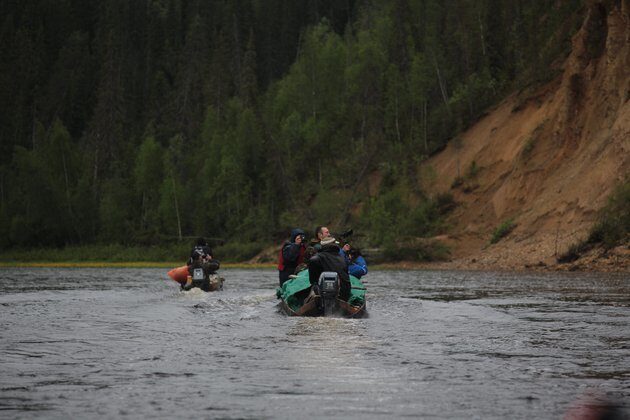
341,245 -> 368,279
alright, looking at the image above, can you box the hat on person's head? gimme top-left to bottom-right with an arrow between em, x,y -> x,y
320,236 -> 337,246
290,228 -> 305,242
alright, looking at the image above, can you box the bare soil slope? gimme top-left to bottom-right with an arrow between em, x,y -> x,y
423,1 -> 630,271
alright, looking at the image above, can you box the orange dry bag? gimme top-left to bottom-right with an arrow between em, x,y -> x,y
167,265 -> 189,285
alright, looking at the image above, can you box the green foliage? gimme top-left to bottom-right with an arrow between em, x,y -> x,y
310,188 -> 350,227
158,135 -> 186,239
556,241 -> 591,264
0,0 -> 584,258
6,119 -> 92,246
557,180 -> 629,263
99,177 -> 135,243
361,183 -> 453,247
490,218 -> 516,244
521,137 -> 536,158
588,181 -> 630,248
214,242 -> 266,263
362,189 -> 407,245
451,161 -> 481,193
435,192 -> 457,214
134,136 -> 164,236
134,136 -> 163,193
467,161 -> 479,178
0,243 -> 191,263
383,240 -> 451,262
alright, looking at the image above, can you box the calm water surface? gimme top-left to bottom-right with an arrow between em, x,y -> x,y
1,268 -> 629,419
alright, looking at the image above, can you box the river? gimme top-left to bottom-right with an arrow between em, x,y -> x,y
1,268 -> 628,419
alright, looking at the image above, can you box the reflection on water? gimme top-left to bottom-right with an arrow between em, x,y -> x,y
0,268 -> 628,419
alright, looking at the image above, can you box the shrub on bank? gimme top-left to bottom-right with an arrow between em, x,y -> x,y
0,241 -> 270,264
382,239 -> 450,262
214,242 -> 266,263
557,180 -> 629,263
588,181 -> 630,248
0,243 -> 190,263
490,218 -> 516,244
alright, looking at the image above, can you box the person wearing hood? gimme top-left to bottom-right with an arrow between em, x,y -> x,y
308,236 -> 351,301
277,228 -> 306,286
187,237 -> 214,266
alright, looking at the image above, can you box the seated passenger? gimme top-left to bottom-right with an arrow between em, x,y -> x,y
187,237 -> 213,266
278,228 -> 306,286
294,246 -> 316,275
183,252 -> 220,291
310,225 -> 330,251
183,238 -> 220,291
346,247 -> 368,279
307,237 -> 350,301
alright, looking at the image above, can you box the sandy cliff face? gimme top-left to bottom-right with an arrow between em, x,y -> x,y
424,1 -> 630,270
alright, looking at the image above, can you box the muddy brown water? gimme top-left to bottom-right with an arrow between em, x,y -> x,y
1,268 -> 629,419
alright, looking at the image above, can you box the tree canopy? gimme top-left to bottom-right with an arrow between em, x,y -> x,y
0,0 -> 582,251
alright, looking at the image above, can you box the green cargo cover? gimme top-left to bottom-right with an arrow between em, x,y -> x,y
276,269 -> 366,311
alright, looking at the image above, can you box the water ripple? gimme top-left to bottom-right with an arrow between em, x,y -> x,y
0,268 -> 628,418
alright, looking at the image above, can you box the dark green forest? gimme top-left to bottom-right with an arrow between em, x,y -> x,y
0,0 -> 584,257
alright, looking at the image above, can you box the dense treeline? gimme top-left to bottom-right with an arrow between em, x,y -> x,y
0,0 -> 582,254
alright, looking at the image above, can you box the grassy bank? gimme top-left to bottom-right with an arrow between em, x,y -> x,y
0,244 -> 187,264
0,261 -> 276,269
0,243 -> 277,268
0,242 -> 268,265
0,242 -> 448,269
0,260 -> 431,270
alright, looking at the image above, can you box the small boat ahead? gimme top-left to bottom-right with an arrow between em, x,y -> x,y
276,270 -> 366,318
167,265 -> 224,292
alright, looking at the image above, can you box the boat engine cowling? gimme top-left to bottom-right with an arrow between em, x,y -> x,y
192,267 -> 205,281
318,271 -> 340,315
186,264 -> 211,291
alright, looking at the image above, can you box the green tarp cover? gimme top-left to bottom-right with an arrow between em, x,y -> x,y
276,269 -> 366,311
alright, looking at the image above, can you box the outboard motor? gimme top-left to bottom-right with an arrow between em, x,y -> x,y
187,264 -> 211,291
192,267 -> 205,281
317,271 -> 340,316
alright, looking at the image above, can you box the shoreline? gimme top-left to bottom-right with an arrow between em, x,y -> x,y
0,259 -> 627,272
0,262 -> 277,269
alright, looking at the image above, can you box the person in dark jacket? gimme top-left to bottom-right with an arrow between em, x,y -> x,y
277,228 -> 306,286
183,237 -> 220,291
308,236 -> 350,301
183,254 -> 220,291
294,245 -> 316,275
187,237 -> 213,266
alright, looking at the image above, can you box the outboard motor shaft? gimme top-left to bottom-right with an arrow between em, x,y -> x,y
318,271 -> 340,316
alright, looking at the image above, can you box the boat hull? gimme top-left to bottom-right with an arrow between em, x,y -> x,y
167,265 -> 224,292
276,269 -> 367,317
278,295 -> 366,318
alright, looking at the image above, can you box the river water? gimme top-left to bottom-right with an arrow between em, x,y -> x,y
0,268 -> 628,419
